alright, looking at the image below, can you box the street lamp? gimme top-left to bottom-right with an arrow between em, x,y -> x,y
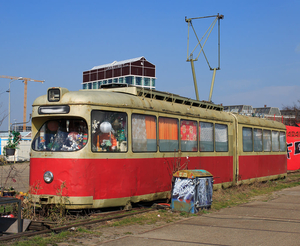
7,77 -> 23,133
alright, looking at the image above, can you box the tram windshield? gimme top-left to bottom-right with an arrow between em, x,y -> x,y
32,118 -> 88,152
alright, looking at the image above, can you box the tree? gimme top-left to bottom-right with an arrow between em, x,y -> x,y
281,100 -> 300,126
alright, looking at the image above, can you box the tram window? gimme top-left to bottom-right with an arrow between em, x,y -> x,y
254,128 -> 263,152
272,131 -> 279,152
263,130 -> 271,152
215,124 -> 228,152
199,122 -> 213,152
159,117 -> 179,152
279,132 -> 286,152
132,114 -> 157,152
91,111 -> 127,152
243,127 -> 253,152
32,118 -> 88,152
180,120 -> 197,152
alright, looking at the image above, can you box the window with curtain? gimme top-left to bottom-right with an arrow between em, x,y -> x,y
263,130 -> 271,152
254,128 -> 263,152
132,114 -> 157,152
243,127 -> 253,152
180,120 -> 197,152
279,131 -> 286,152
199,122 -> 214,152
215,124 -> 228,152
272,131 -> 279,151
159,117 -> 178,152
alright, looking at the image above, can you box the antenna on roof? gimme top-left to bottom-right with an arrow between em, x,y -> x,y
185,14 -> 224,102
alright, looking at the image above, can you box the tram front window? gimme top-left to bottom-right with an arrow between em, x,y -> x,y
32,119 -> 88,152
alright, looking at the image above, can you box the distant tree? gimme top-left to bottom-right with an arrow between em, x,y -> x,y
281,100 -> 300,126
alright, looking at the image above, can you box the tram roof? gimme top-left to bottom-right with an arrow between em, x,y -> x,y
32,86 -> 286,130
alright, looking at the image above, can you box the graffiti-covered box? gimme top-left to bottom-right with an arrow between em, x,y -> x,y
171,169 -> 213,213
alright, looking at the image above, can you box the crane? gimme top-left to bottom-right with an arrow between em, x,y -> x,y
0,75 -> 44,131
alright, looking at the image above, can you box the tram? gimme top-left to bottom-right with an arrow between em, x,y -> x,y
29,85 -> 287,209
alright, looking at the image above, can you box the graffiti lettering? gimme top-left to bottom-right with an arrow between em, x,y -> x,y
287,143 -> 293,159
295,142 -> 300,155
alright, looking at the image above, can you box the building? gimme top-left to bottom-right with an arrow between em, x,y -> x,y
253,106 -> 281,117
82,57 -> 156,90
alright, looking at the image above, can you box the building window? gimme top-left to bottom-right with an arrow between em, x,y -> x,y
125,76 -> 134,85
263,130 -> 271,152
119,77 -> 124,83
181,120 -> 197,152
159,117 -> 178,152
151,78 -> 156,87
272,131 -> 279,152
132,114 -> 157,152
91,110 -> 127,152
93,82 -> 97,89
88,83 -> 92,89
136,77 -> 142,86
243,127 -> 253,152
98,81 -> 102,88
215,124 -> 228,152
83,83 -> 88,90
254,128 -> 263,152
199,122 -> 213,152
103,80 -> 107,85
144,78 -> 150,87
113,78 -> 118,83
108,79 -> 112,84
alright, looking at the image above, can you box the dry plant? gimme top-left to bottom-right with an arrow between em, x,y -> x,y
165,150 -> 189,180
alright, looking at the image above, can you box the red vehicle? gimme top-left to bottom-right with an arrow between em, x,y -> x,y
30,86 -> 287,209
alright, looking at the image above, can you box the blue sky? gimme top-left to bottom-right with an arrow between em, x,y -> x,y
0,0 -> 299,131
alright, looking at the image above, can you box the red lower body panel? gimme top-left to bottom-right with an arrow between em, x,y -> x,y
30,156 -> 233,199
239,155 -> 287,180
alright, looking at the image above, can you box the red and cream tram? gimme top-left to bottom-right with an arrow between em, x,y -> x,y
29,86 -> 287,209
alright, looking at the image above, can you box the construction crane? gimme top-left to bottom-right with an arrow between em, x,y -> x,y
0,75 -> 44,131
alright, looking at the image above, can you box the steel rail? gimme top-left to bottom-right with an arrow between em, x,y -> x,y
0,208 -> 154,242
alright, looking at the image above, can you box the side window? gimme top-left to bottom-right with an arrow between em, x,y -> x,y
263,130 -> 271,152
180,120 -> 197,152
243,127 -> 253,152
199,122 -> 214,152
159,117 -> 179,152
132,114 -> 157,152
279,131 -> 286,152
91,110 -> 127,152
272,131 -> 279,152
215,124 -> 228,152
254,128 -> 263,152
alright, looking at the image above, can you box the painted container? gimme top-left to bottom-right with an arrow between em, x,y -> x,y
171,169 -> 213,213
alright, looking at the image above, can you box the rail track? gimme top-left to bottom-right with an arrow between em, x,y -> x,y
0,207 -> 156,242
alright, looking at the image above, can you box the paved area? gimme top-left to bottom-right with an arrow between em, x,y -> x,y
0,162 -> 29,193
100,186 -> 300,246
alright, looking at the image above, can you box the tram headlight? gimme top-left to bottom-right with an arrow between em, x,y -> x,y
44,171 -> 54,183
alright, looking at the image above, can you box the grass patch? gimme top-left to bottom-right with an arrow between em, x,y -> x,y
10,231 -> 72,246
212,171 -> 300,211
